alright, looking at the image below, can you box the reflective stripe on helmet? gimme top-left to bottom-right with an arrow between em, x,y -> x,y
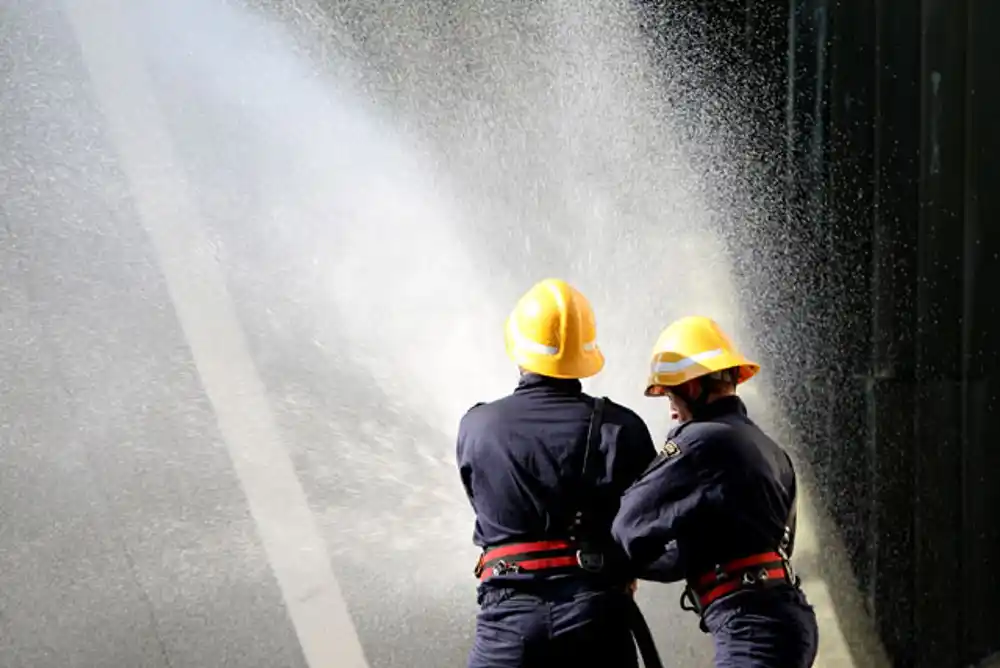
509,320 -> 559,355
651,348 -> 725,374
509,319 -> 597,357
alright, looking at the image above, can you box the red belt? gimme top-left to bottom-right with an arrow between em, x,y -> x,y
474,540 -> 582,581
688,551 -> 791,609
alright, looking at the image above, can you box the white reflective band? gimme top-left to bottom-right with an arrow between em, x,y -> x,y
509,323 -> 597,357
510,320 -> 559,356
652,348 -> 725,373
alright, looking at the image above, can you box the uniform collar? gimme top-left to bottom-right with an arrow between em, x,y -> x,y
696,394 -> 747,419
515,372 -> 583,394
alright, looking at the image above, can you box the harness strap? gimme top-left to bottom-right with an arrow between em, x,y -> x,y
578,397 -> 606,505
474,540 -> 580,581
683,551 -> 792,612
473,397 -> 608,583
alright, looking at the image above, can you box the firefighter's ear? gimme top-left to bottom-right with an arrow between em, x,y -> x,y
684,379 -> 702,398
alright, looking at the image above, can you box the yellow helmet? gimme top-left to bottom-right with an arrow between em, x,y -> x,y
645,316 -> 759,396
505,278 -> 605,380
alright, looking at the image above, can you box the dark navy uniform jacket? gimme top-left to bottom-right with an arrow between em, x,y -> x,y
457,373 -> 658,584
611,396 -> 798,584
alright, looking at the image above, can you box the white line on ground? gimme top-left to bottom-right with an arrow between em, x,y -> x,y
63,2 -> 370,666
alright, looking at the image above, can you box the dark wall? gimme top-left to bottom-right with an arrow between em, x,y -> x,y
639,0 -> 1000,666
787,1 -> 1000,666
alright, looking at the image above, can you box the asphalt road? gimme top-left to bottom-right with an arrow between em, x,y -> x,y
0,1 -> 778,666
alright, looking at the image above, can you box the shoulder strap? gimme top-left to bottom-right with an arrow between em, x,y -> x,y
580,397 -> 607,485
780,465 -> 798,559
571,397 -> 608,545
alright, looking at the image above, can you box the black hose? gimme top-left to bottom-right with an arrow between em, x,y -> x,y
626,597 -> 664,668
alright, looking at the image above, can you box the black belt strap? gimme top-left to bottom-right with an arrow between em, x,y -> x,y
778,454 -> 800,587
627,596 -> 664,668
570,396 -> 605,554
580,396 -> 605,486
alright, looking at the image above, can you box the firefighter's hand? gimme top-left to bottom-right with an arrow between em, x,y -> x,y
625,579 -> 638,596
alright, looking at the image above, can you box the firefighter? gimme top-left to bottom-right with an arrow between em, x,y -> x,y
457,278 -> 659,668
611,315 -> 819,668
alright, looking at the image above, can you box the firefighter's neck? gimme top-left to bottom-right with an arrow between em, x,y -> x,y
670,386 -> 736,422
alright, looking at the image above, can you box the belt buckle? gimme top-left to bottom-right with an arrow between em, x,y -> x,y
491,559 -> 521,576
575,549 -> 605,573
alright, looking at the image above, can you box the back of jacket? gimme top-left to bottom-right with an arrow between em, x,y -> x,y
457,373 -> 657,583
612,396 -> 798,582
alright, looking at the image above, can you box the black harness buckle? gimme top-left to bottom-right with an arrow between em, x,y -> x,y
679,587 -> 709,634
575,549 -> 605,573
679,586 -> 702,615
778,545 -> 800,587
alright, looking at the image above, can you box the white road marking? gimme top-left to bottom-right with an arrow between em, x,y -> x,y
64,2 -> 370,666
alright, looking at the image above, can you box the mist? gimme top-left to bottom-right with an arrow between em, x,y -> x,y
1,0 -> 805,666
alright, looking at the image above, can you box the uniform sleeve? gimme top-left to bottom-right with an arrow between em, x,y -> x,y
611,434 -> 724,578
455,415 -> 476,512
635,540 -> 685,582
